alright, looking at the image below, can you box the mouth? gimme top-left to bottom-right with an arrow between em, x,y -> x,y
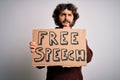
62,21 -> 70,26
63,20 -> 70,24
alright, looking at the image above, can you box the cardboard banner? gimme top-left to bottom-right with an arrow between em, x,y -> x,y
32,29 -> 87,67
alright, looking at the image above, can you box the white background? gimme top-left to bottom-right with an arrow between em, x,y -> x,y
0,0 -> 120,80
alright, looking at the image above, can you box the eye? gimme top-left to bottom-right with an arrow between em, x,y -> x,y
61,13 -> 66,16
68,14 -> 72,16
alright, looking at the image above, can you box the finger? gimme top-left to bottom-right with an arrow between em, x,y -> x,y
30,46 -> 35,49
31,49 -> 35,53
30,47 -> 36,53
30,42 -> 36,46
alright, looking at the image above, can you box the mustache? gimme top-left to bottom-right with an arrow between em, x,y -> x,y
62,19 -> 70,23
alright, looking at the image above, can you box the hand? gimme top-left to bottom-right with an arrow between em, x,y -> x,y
29,42 -> 37,53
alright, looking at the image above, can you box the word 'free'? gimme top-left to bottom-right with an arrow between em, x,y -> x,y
38,31 -> 79,46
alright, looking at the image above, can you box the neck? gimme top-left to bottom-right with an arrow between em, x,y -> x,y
63,25 -> 71,29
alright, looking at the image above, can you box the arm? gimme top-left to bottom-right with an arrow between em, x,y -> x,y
86,40 -> 93,63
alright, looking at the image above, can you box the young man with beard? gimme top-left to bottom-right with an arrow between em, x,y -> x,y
30,3 -> 93,80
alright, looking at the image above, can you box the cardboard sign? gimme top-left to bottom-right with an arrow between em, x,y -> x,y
32,29 -> 87,67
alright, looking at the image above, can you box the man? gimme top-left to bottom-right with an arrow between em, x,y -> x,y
30,3 -> 93,80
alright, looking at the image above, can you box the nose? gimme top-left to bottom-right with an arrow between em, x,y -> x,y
65,15 -> 68,20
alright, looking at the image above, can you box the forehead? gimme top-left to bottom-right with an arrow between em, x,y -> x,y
60,9 -> 73,14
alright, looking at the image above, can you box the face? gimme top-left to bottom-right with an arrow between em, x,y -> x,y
59,9 -> 74,28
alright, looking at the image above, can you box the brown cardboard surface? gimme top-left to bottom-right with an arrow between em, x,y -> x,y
32,29 -> 87,67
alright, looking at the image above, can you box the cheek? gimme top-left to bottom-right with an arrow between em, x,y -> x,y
59,17 -> 64,22
69,18 -> 74,23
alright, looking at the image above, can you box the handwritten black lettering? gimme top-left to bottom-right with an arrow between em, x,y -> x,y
68,50 -> 74,61
60,31 -> 68,45
61,49 -> 68,61
75,49 -> 85,61
45,48 -> 52,62
34,47 -> 44,62
71,32 -> 79,45
49,31 -> 58,46
53,48 -> 60,62
38,31 -> 47,45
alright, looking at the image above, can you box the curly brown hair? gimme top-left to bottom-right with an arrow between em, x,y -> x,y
52,3 -> 79,28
